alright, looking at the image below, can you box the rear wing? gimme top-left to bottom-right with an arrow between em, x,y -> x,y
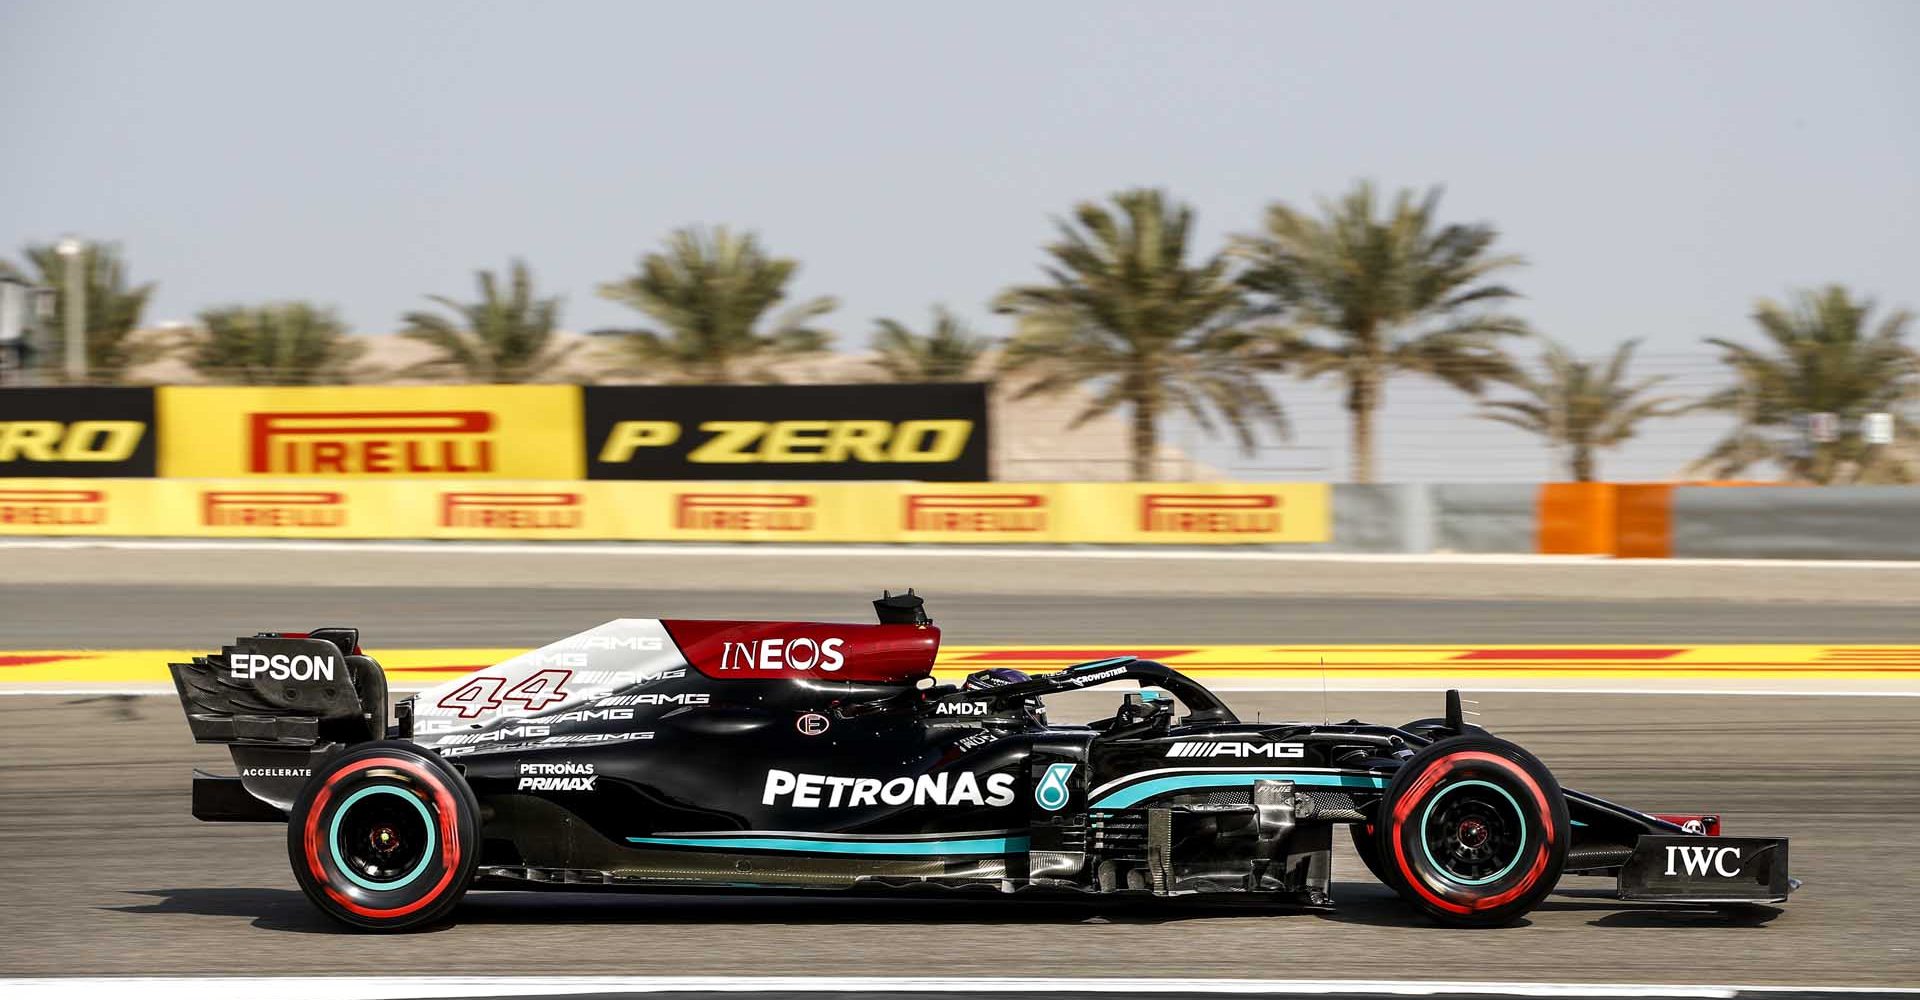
170,628 -> 385,746
168,628 -> 389,821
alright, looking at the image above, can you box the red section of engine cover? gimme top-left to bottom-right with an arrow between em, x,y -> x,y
664,620 -> 941,684
1653,813 -> 1722,836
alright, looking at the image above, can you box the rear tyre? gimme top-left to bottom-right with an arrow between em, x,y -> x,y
1374,734 -> 1568,927
286,740 -> 479,931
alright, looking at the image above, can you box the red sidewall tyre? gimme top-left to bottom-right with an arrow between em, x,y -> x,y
1375,735 -> 1568,927
286,741 -> 480,932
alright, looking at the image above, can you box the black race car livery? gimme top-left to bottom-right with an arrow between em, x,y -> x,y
169,592 -> 1795,930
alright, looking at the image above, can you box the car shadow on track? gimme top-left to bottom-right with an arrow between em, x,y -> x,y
110,888 -> 369,935
111,887 -> 1208,933
1552,885 -> 1785,927
1587,906 -> 1784,928
1319,881 -> 1783,930
446,892 -> 1282,928
1311,880 -> 1535,928
113,882 -> 1780,934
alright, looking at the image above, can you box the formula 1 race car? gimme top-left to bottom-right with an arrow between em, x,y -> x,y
169,592 -> 1795,931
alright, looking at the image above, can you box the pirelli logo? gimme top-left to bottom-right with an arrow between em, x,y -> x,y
904,493 -> 1047,533
675,493 -> 814,531
440,491 -> 582,530
248,411 -> 494,475
202,490 -> 345,528
0,488 -> 106,526
1141,494 -> 1280,534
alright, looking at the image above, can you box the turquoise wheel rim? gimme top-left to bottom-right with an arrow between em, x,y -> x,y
328,784 -> 438,892
1418,778 -> 1527,886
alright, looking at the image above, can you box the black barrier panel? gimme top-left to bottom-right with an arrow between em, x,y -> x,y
0,387 -> 157,477
585,383 -> 990,481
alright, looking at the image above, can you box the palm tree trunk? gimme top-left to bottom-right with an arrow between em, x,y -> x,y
1130,398 -> 1159,481
1571,445 -> 1595,482
1347,374 -> 1379,484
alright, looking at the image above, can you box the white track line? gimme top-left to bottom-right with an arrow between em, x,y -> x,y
7,536 -> 1920,568
1,977 -> 1911,1000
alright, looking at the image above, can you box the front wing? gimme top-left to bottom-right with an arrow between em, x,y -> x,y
1618,836 -> 1794,904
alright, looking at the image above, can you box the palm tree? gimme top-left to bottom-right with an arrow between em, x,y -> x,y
1694,286 -> 1920,483
996,189 -> 1285,481
1235,182 -> 1529,482
1479,339 -> 1690,481
401,260 -> 579,382
596,227 -> 836,382
869,307 -> 992,382
186,303 -> 366,385
6,241 -> 156,380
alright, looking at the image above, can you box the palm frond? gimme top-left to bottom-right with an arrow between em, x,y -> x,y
1234,181 -> 1529,479
1476,336 -> 1695,479
998,189 -> 1282,478
1697,285 -> 1920,482
188,302 -> 363,385
868,306 -> 995,382
597,227 -> 836,383
402,260 -> 576,383
18,242 -> 154,377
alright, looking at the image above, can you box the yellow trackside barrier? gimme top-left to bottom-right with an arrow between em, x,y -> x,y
0,480 -> 159,535
157,385 -> 584,480
0,479 -> 1332,544
1062,483 -> 1305,543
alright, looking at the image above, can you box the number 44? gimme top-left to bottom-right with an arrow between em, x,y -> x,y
436,669 -> 572,718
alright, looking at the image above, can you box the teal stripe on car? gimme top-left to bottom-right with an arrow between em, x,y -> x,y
626,834 -> 1029,856
1090,771 -> 1389,809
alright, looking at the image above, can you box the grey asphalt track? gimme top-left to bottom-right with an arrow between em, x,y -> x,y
1,548 -> 1915,986
3,584 -> 1917,647
1,690 -> 1915,985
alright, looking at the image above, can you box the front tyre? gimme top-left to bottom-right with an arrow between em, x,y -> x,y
286,740 -> 480,931
1374,734 -> 1568,927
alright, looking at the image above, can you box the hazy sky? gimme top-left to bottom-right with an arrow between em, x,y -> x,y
4,1 -> 1916,478
6,0 -> 1913,338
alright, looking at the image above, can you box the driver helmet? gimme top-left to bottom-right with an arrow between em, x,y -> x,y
962,667 -> 1031,689
962,667 -> 1046,726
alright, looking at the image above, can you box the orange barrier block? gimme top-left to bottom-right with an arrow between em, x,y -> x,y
1614,484 -> 1674,558
1535,482 -> 1617,555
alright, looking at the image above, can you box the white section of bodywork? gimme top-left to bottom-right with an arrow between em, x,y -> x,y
410,618 -> 685,736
